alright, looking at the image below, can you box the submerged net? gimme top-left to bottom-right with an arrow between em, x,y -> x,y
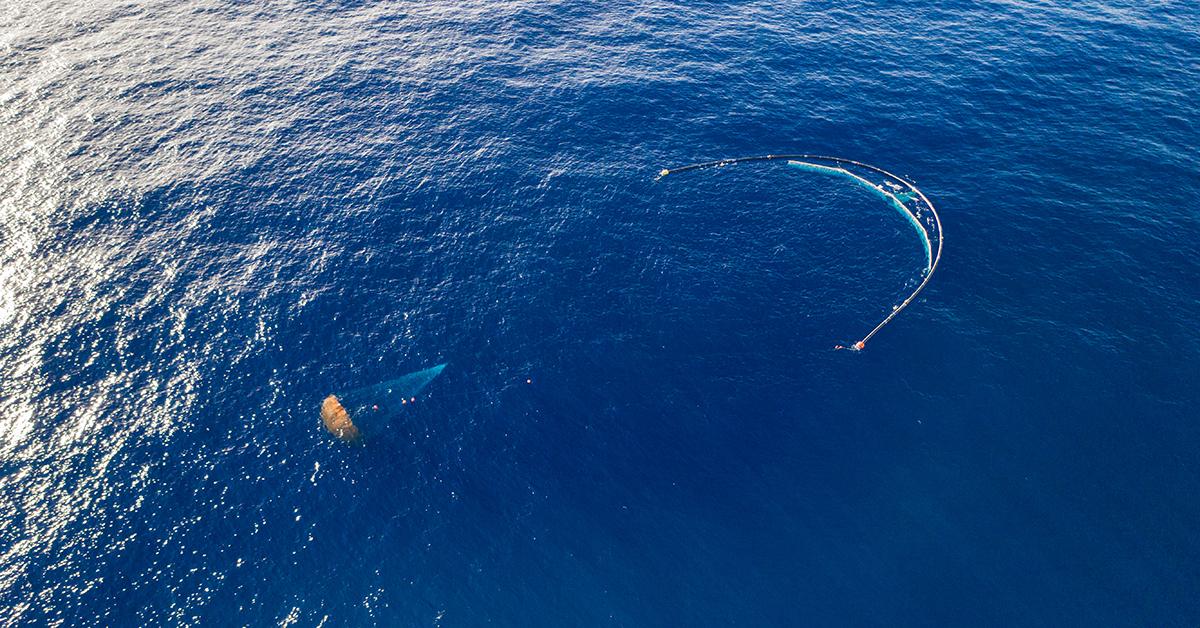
322,363 -> 446,441
658,155 -> 943,350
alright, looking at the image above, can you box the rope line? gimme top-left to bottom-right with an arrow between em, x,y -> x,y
657,154 -> 943,351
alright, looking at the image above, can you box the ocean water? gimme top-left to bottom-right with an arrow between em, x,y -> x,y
2,1 -> 1199,625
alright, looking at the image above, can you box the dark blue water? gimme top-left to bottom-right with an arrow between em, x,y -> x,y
2,1 -> 1199,625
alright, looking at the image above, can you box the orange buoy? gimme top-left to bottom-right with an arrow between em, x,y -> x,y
321,395 -> 361,442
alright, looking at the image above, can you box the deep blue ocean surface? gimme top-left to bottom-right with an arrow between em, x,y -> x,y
2,1 -> 1199,625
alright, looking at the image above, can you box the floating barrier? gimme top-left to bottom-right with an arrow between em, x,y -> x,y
658,155 -> 942,350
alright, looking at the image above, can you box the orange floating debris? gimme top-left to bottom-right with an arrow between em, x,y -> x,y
321,395 -> 361,442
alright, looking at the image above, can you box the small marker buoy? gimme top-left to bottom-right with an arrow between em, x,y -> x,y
410,397 -> 415,403
526,378 -> 532,384
401,399 -> 407,404
372,405 -> 379,411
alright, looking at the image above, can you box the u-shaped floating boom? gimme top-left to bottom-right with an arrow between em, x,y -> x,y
658,155 -> 942,351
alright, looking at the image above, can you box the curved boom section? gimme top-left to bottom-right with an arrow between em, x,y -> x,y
658,154 -> 942,350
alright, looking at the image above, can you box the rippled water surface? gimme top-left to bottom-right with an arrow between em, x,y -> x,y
2,1 -> 1199,625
